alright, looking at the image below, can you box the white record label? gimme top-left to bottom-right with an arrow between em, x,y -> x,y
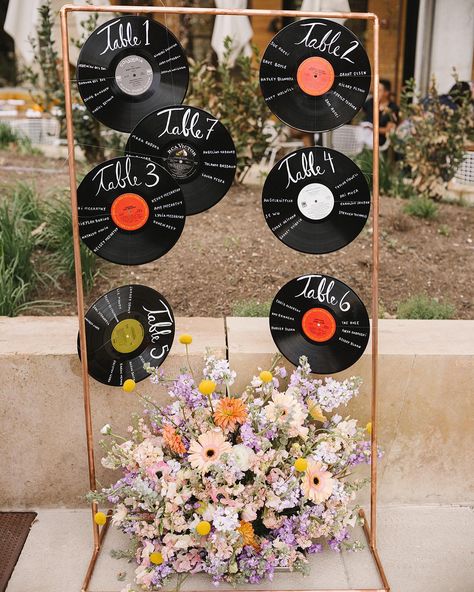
297,182 -> 334,221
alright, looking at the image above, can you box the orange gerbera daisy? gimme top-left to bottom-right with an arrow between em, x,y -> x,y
162,424 -> 186,455
214,397 -> 247,431
238,521 -> 259,550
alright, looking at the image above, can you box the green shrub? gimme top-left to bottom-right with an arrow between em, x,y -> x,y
41,195 -> 100,292
392,76 -> 474,200
396,295 -> 454,319
232,299 -> 271,317
353,148 -> 393,195
187,37 -> 273,180
0,255 -> 31,316
403,196 -> 438,219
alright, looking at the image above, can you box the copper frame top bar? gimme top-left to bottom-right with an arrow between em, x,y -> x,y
60,4 -> 377,20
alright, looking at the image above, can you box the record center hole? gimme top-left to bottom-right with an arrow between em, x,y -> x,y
111,319 -> 145,354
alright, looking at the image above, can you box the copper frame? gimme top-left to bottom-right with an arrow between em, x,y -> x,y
59,4 -> 386,592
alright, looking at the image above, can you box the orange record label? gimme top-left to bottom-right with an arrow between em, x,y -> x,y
296,56 -> 335,97
111,193 -> 149,231
301,307 -> 336,343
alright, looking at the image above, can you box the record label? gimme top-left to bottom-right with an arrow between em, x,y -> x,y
260,19 -> 371,132
270,274 -> 370,374
79,284 -> 174,386
77,16 -> 189,132
126,106 -> 237,215
262,146 -> 370,254
78,156 -> 185,265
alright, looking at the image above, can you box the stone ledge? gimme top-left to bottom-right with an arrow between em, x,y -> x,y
0,317 -> 473,507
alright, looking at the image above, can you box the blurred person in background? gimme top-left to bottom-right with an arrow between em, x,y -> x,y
363,79 -> 399,145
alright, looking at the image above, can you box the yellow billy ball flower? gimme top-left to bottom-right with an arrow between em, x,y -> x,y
198,380 -> 216,396
365,422 -> 372,435
94,511 -> 107,526
122,379 -> 136,393
294,458 -> 308,472
150,551 -> 164,565
179,334 -> 192,345
259,370 -> 273,383
196,520 -> 211,536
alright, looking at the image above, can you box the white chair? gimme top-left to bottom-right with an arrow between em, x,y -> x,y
326,123 -> 391,156
260,121 -> 304,169
453,151 -> 474,186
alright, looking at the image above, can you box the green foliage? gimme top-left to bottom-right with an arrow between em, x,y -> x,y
187,37 -> 273,180
232,299 -> 271,317
353,148 -> 392,194
403,196 -> 438,219
396,295 -> 454,320
41,194 -> 100,292
0,256 -> 31,316
353,148 -> 416,199
392,76 -> 474,200
0,183 -> 52,315
0,181 -> 100,315
20,2 -> 109,163
437,224 -> 450,236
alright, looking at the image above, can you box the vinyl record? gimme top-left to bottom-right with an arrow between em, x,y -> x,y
76,16 -> 189,132
270,274 -> 370,374
126,105 -> 237,215
260,19 -> 371,132
78,284 -> 174,386
262,146 -> 370,254
77,155 -> 185,265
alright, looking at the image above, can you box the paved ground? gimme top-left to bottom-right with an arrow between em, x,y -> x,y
6,505 -> 474,592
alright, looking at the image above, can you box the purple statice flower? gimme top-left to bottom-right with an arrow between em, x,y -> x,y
168,373 -> 205,410
307,543 -> 323,554
265,428 -> 277,440
151,562 -> 173,586
348,441 -> 383,466
240,422 -> 261,451
328,528 -> 349,552
237,546 -> 276,584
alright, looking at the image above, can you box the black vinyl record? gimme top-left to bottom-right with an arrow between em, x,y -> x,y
260,19 -> 371,132
78,284 -> 174,386
77,16 -> 189,132
126,105 -> 237,215
270,274 -> 370,374
262,146 -> 370,254
77,155 -> 185,265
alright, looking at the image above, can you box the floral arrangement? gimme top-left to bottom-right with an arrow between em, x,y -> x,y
91,336 -> 377,591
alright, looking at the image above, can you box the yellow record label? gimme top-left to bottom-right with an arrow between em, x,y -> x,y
111,318 -> 145,354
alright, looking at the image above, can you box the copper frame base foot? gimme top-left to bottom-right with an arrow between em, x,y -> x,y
81,512 -> 112,592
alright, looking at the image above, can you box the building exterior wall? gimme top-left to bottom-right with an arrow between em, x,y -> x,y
429,0 -> 474,93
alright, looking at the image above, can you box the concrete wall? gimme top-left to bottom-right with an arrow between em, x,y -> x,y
0,317 -> 473,508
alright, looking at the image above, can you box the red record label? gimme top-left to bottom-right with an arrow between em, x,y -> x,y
302,307 -> 336,342
111,193 -> 149,231
296,56 -> 335,96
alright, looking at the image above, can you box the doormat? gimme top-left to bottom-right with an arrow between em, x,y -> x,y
0,512 -> 37,591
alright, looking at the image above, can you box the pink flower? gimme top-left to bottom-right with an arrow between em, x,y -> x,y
302,460 -> 335,503
188,430 -> 231,472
